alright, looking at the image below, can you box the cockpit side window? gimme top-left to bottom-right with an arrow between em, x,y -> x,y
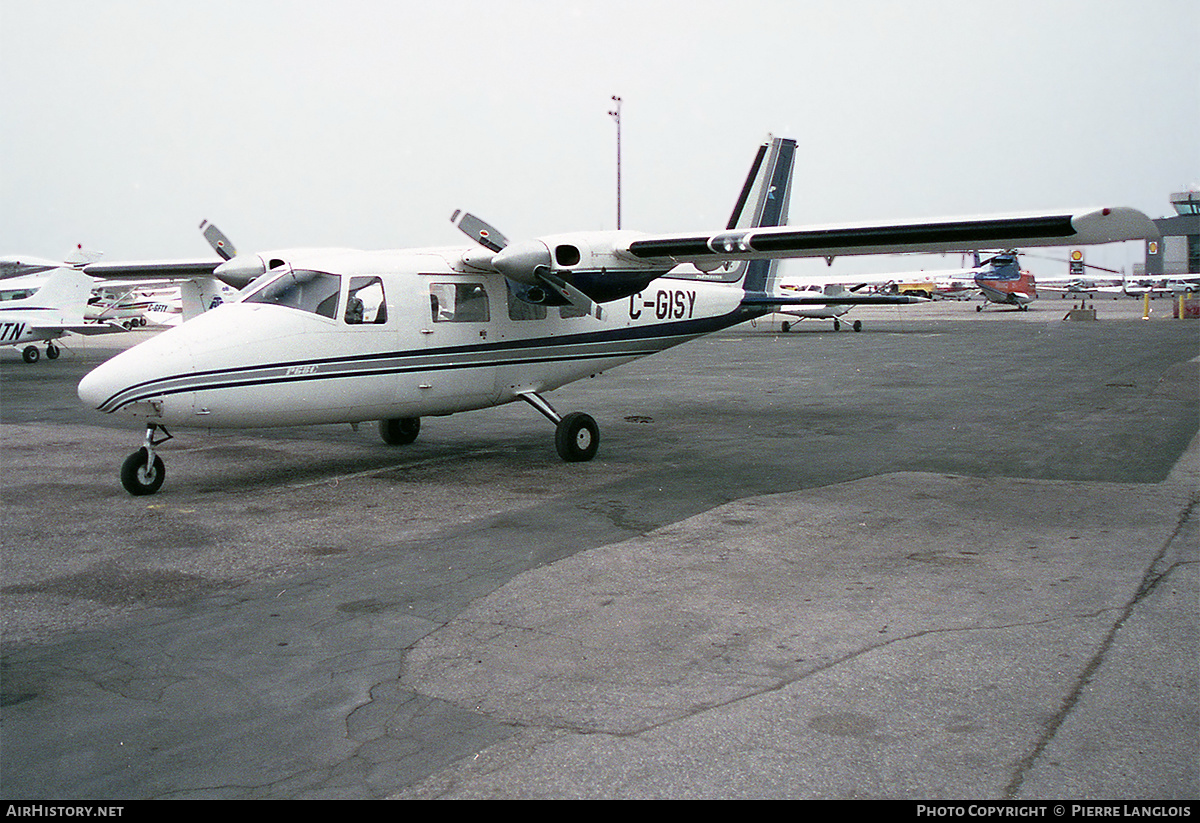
244,270 -> 341,319
345,276 -> 387,324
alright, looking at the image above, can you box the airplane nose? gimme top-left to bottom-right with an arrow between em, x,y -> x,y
78,357 -> 123,411
78,326 -> 196,414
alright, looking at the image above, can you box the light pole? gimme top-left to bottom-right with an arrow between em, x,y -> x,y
608,95 -> 622,230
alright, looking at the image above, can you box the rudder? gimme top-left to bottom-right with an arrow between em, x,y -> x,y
728,136 -> 796,292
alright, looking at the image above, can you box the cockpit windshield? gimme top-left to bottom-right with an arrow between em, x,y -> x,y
243,270 -> 341,318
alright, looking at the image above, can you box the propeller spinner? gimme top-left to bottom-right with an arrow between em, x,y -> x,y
200,220 -> 272,288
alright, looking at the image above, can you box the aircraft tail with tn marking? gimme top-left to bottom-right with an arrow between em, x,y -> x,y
7,268 -> 94,325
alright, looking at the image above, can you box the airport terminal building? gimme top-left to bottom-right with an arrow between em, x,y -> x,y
1142,190 -> 1200,276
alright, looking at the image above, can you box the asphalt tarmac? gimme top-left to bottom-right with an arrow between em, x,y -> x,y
1,298 -> 1196,800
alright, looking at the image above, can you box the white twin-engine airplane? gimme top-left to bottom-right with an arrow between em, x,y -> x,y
75,137 -> 1158,495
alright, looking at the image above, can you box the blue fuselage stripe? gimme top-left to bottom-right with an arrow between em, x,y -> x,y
94,308 -> 760,413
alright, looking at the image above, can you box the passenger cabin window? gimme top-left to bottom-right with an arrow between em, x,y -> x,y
344,276 -> 387,324
244,270 -> 341,319
430,283 -> 489,323
507,281 -> 546,320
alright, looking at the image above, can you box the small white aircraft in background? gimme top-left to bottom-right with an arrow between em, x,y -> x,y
87,279 -> 234,328
1,244 -> 221,334
0,268 -> 125,362
1092,275 -> 1199,299
770,252 -> 1004,332
86,284 -> 160,328
72,136 -> 1158,494
772,281 -> 885,332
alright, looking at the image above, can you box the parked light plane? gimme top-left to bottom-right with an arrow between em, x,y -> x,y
0,246 -> 201,338
0,268 -> 122,362
73,137 -> 1158,494
773,281 -> 880,332
770,252 -> 1012,332
1097,275 -> 1200,299
771,257 -> 982,332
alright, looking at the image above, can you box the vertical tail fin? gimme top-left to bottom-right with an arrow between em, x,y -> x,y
179,276 -> 228,321
18,269 -> 95,323
728,136 -> 796,292
727,143 -> 769,230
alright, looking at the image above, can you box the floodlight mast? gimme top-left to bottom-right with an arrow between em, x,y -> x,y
609,95 -> 622,230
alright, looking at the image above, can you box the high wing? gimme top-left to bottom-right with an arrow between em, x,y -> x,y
0,255 -> 84,280
81,220 -> 245,287
620,207 -> 1157,265
83,259 -> 223,281
617,206 -> 1155,310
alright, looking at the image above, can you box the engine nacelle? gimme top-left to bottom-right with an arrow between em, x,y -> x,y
491,233 -> 669,305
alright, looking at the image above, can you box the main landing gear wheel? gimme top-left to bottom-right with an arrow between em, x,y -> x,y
121,447 -> 166,496
22,346 -> 39,363
379,417 -> 420,445
518,392 -> 600,463
555,412 -> 599,462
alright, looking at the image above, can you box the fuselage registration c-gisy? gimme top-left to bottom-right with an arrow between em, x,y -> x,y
75,136 -> 1159,495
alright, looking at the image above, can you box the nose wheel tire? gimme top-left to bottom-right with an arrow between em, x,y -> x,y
555,412 -> 599,462
120,447 -> 166,495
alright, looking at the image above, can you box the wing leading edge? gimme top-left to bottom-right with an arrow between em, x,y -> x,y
83,260 -> 222,280
622,207 -> 1158,264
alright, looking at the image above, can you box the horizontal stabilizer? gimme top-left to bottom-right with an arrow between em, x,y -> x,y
741,293 -> 928,307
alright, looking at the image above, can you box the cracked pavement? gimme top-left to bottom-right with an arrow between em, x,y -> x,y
395,472 -> 1197,798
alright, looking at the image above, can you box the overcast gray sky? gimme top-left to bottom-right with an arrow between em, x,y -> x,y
2,0 -> 1196,277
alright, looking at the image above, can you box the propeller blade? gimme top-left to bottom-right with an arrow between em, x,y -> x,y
536,269 -> 603,320
451,210 -> 509,253
450,213 -> 601,318
200,220 -> 237,261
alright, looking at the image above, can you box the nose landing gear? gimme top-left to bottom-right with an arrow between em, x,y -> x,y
120,424 -> 172,495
